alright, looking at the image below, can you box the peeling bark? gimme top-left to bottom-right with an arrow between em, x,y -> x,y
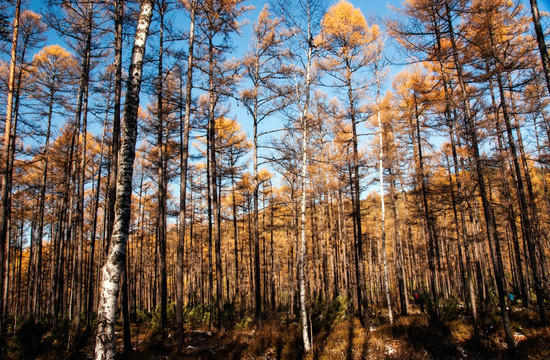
94,1 -> 153,358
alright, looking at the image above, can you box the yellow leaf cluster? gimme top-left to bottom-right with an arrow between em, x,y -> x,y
316,0 -> 378,54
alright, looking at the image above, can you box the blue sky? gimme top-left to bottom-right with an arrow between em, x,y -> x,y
15,0 -> 550,199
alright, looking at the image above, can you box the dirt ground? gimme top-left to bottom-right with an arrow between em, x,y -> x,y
5,307 -> 550,359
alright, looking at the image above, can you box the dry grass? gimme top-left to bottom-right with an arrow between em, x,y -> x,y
5,306 -> 550,359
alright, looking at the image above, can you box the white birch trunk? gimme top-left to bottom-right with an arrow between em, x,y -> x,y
377,67 -> 393,325
94,1 -> 153,358
299,24 -> 313,354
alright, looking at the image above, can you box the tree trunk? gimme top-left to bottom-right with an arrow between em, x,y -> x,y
376,69 -> 393,325
529,0 -> 550,97
297,16 -> 314,351
0,0 -> 21,333
412,94 -> 439,322
177,0 -> 195,340
105,0 -> 124,257
94,1 -> 153,358
156,0 -> 167,335
443,1 -> 515,350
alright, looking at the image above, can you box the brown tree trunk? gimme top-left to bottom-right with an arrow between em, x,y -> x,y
0,0 -> 21,333
443,1 -> 515,350
529,0 -> 550,97
177,0 -> 196,340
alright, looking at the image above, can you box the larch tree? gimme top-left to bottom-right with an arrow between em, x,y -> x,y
270,0 -> 327,350
28,44 -> 77,322
465,0 -> 547,325
315,0 -> 379,327
0,0 -> 21,334
176,0 -> 197,340
240,3 -> 292,328
528,0 -> 550,97
194,0 -> 249,332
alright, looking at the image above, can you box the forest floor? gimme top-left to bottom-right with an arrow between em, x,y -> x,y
4,304 -> 550,359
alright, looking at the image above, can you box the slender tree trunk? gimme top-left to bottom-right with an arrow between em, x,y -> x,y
412,94 -> 439,321
494,71 -> 546,324
88,117 -> 109,327
253,73 -> 262,330
74,3 -> 93,335
156,0 -> 167,335
443,1 -> 515,350
106,0 -> 124,256
94,1 -> 153,358
177,0 -> 195,340
376,69 -> 392,325
0,0 -> 21,333
297,16 -> 314,350
33,97 -> 54,322
205,33 -> 224,332
346,65 -> 370,327
529,0 -> 550,97
299,101 -> 311,353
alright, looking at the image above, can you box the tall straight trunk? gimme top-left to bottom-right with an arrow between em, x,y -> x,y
205,34 -> 224,332
443,1 -> 515,350
412,95 -> 439,321
177,0 -> 195,340
347,68 -> 369,328
30,92 -> 57,322
88,116 -> 109,326
231,174 -> 239,302
299,102 -> 311,353
74,2 -> 93,335
156,0 -> 167,334
529,0 -> 550,97
494,71 -> 546,324
297,14 -> 313,351
376,69 -> 392,325
0,0 -> 21,332
432,13 -> 479,333
270,189 -> 276,310
106,0 -> 124,256
253,66 -> 262,329
94,1 -> 153,358
487,76 -> 528,308
389,172 -> 407,315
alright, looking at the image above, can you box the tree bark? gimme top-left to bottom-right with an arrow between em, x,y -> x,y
94,1 -> 153,358
177,0 -> 195,340
443,1 -> 515,350
0,0 -> 21,333
156,0 -> 167,335
529,0 -> 550,97
376,67 -> 393,325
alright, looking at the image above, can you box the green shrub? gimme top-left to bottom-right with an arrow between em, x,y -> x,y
235,316 -> 252,330
440,296 -> 462,322
183,303 -> 211,328
312,294 -> 350,332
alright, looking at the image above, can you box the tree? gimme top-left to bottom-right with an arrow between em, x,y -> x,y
0,0 -> 21,334
176,0 -> 196,340
194,0 -> 249,332
94,0 -> 154,358
529,0 -> 550,97
316,0 -> 379,327
240,3 -> 291,328
28,44 -> 76,322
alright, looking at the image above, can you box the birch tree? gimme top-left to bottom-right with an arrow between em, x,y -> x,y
94,0 -> 154,358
